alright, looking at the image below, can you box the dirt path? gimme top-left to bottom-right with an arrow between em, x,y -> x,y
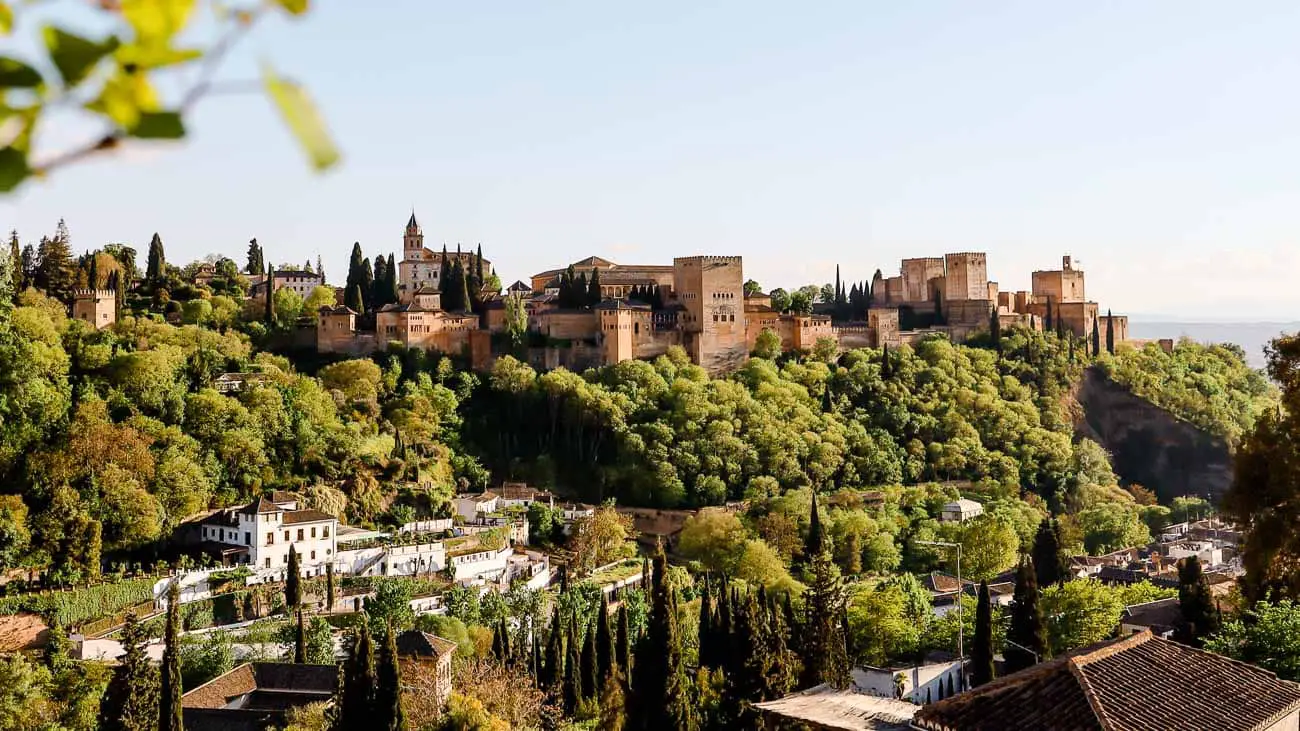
0,613 -> 49,651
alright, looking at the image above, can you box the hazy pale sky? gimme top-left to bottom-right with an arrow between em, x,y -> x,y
5,1 -> 1300,320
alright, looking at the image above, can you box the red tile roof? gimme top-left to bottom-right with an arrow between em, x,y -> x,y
912,631 -> 1300,731
281,509 -> 336,525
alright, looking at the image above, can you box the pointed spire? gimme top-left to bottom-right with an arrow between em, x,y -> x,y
406,210 -> 420,233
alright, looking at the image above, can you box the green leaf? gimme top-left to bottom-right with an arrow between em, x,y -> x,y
0,147 -> 30,193
262,64 -> 340,172
84,70 -> 158,130
275,0 -> 310,16
120,0 -> 196,46
0,3 -> 13,36
130,111 -> 185,139
0,56 -> 41,87
43,27 -> 119,87
115,43 -> 203,70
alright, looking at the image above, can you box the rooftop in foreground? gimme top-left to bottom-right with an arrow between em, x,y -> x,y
754,685 -> 919,730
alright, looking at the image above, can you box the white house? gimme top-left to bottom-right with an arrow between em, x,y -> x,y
495,483 -> 554,510
198,493 -> 337,576
852,658 -> 964,704
940,499 -> 983,523
453,492 -> 500,520
1163,540 -> 1224,568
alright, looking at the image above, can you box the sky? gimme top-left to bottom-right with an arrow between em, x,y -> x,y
5,1 -> 1300,320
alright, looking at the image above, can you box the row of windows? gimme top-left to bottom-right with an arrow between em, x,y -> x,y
266,548 -> 330,568
265,526 -> 330,545
712,314 -> 737,322
711,292 -> 736,299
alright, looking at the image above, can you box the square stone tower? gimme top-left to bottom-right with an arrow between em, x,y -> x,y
943,252 -> 988,302
901,258 -> 945,303
71,289 -> 115,330
673,256 -> 746,373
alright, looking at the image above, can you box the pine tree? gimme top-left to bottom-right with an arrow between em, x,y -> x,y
616,604 -> 632,685
805,491 -> 825,562
1176,555 -> 1219,646
338,621 -> 378,730
1004,558 -> 1047,674
376,623 -> 407,731
246,238 -> 264,275
1031,518 -> 1068,588
37,225 -> 76,302
286,544 -> 301,609
7,230 -> 20,301
98,611 -> 159,731
799,552 -> 851,689
158,581 -> 183,731
1092,317 -> 1101,356
597,593 -> 615,684
1105,309 -> 1115,354
145,231 -> 166,284
295,609 -> 307,663
971,581 -> 994,688
629,541 -> 696,730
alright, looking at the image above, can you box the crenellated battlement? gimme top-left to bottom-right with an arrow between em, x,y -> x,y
673,255 -> 743,266
72,289 -> 115,299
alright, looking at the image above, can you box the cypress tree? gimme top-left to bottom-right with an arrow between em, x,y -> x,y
1044,297 -> 1054,333
1176,555 -> 1219,646
361,257 -> 375,312
1105,309 -> 1115,354
629,541 -> 695,730
698,576 -> 717,669
326,563 -> 336,611
286,545 -> 301,609
265,262 -> 275,324
317,254 -> 325,284
372,255 -> 389,306
542,607 -> 565,692
563,612 -> 581,714
990,309 -> 1002,356
338,621 -> 378,730
1031,518 -> 1069,588
582,619 -> 599,701
761,588 -> 796,700
475,244 -> 484,284
294,609 -> 307,663
145,232 -> 166,284
927,687 -> 933,703
531,632 -> 543,686
881,344 -> 892,379
387,253 -> 399,304
587,267 -> 602,306
597,593 -> 615,684
438,245 -> 450,293
616,604 -> 632,685
1092,317 -> 1101,356
376,623 -> 407,731
347,242 -> 365,296
158,581 -> 183,731
1004,558 -> 1047,674
498,617 -> 512,663
799,552 -> 850,689
971,581 -> 994,688
805,491 -> 825,562
98,611 -> 159,731
347,284 -> 365,316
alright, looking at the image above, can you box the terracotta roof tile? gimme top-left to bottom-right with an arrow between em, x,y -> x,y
913,631 -> 1300,731
281,509 -> 335,525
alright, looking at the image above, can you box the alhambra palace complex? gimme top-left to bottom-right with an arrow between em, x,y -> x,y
310,213 -> 1129,373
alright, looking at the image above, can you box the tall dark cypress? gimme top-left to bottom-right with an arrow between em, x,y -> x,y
629,542 -> 695,730
265,262 -> 275,324
158,581 -> 182,731
286,545 -> 301,609
475,243 -> 484,284
587,267 -> 602,306
498,617 -> 513,664
805,491 -> 825,561
345,241 -> 364,296
361,257 -> 375,312
1092,317 -> 1101,356
98,611 -> 159,731
531,633 -> 543,686
294,609 -> 307,663
698,576 -> 717,669
372,255 -> 389,307
145,232 -> 166,284
881,344 -> 892,379
326,563 -> 335,611
246,238 -> 262,275
376,623 -> 407,731
563,612 -> 581,714
799,552 -> 850,689
990,309 -> 1002,356
542,607 -> 565,693
1176,555 -> 1219,646
616,604 -> 632,684
581,619 -> 599,701
1004,558 -> 1047,674
1031,518 -> 1068,588
1105,309 -> 1115,354
386,253 -> 399,304
438,245 -> 450,293
596,594 -> 615,684
1044,297 -> 1054,333
338,621 -> 378,730
971,581 -> 995,688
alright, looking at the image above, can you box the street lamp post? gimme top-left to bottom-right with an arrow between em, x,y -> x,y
1004,638 -> 1040,665
917,539 -> 963,681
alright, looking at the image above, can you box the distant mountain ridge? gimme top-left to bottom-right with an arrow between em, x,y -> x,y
1128,321 -> 1300,370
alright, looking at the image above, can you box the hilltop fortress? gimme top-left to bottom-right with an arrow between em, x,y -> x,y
318,214 -> 1127,373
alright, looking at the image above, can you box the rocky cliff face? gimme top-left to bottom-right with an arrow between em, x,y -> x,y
1074,367 -> 1233,503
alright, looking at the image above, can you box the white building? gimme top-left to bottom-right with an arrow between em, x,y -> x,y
851,658 -> 964,704
1164,540 -> 1224,568
940,499 -> 983,523
495,483 -> 554,510
454,492 -> 500,520
198,493 -> 337,576
249,270 -> 325,299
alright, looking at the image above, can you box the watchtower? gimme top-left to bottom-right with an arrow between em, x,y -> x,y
71,289 -> 116,330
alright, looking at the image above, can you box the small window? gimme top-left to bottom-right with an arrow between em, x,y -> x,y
244,532 -> 251,545
266,532 -> 274,545
284,555 -> 289,564
297,529 -> 304,541
323,527 -> 330,538
311,527 -> 317,538
265,557 -> 271,568
311,550 -> 316,560
284,530 -> 290,541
